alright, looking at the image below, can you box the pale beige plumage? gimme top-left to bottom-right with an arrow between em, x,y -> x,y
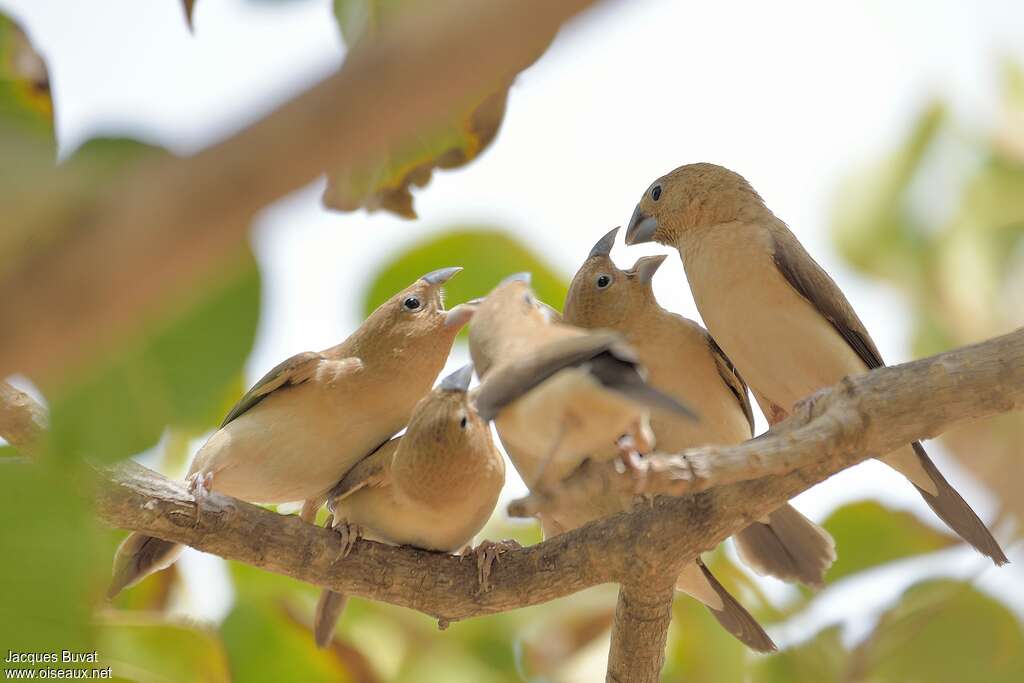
313,364 -> 505,647
468,274 -> 694,491
109,268 -> 475,598
625,163 -> 1007,566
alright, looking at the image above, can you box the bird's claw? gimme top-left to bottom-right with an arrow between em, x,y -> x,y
467,539 -> 522,593
186,471 -> 214,526
330,519 -> 362,558
794,388 -> 829,418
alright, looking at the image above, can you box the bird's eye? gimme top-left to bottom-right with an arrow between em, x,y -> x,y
651,185 -> 662,201
403,296 -> 421,311
596,274 -> 612,289
459,415 -> 468,429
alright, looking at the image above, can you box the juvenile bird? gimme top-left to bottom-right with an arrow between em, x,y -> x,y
564,228 -> 834,584
109,268 -> 475,597
469,273 -> 695,490
625,163 -> 1007,565
313,364 -> 505,647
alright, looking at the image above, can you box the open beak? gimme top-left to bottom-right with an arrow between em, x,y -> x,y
444,302 -> 476,329
624,205 -> 658,245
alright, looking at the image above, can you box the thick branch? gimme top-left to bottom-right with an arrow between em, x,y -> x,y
606,579 -> 677,683
88,329 -> 1023,622
0,0 -> 599,383
511,327 -> 1024,520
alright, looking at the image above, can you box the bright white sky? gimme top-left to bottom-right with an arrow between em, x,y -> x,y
4,0 -> 1022,644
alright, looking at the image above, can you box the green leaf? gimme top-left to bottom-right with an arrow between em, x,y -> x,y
363,228 -> 568,319
853,579 -> 1024,683
752,626 -> 847,683
0,14 -> 55,187
325,3 -> 553,218
97,613 -> 231,683
49,243 -> 259,461
822,500 -> 956,583
662,592 -> 751,683
0,461 -> 98,654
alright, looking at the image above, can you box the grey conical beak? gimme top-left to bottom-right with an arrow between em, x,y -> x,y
499,272 -> 531,287
624,205 -> 658,245
588,227 -> 619,259
440,363 -> 474,392
634,254 -> 667,285
422,266 -> 463,285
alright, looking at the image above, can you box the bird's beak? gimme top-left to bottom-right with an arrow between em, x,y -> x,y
439,363 -> 474,392
633,254 -> 667,285
624,205 -> 658,245
422,266 -> 463,286
444,302 -> 476,329
499,272 -> 532,287
588,227 -> 619,259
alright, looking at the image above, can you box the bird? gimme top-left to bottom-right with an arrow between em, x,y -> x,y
312,363 -> 506,648
108,267 -> 476,598
468,273 -> 696,491
624,162 -> 1007,566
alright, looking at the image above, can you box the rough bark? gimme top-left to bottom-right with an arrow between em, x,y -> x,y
0,381 -> 46,457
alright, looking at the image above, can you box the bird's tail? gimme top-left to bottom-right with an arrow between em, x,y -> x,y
676,560 -> 776,652
734,503 -> 836,588
108,533 -> 184,599
313,590 -> 349,648
910,442 -> 1008,566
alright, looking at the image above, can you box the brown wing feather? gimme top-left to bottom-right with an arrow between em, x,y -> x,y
770,228 -> 885,369
219,351 -> 324,427
474,331 -> 625,420
325,438 -> 398,505
706,334 -> 755,435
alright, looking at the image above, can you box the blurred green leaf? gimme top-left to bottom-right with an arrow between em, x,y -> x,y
49,240 -> 260,461
0,14 -> 55,187
822,500 -> 956,583
753,626 -> 847,683
222,600 -> 357,683
851,579 -> 1024,683
324,3 -> 553,218
662,592 -> 751,683
97,613 -> 231,683
363,228 -> 568,319
0,461 -> 97,653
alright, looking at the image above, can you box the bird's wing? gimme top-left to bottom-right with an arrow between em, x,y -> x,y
706,334 -> 755,435
220,352 -> 361,427
474,331 -> 624,420
325,438 -> 398,504
771,228 -> 885,369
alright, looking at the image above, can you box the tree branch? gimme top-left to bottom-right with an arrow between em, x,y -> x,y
607,579 -> 677,683
5,328 -> 1021,679
0,0 -> 600,384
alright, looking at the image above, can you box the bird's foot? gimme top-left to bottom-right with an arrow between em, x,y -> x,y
465,539 -> 522,593
186,471 -> 214,526
330,519 -> 362,558
615,441 -> 650,494
793,388 -> 830,419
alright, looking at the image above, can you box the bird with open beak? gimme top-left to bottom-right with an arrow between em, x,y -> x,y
312,363 -> 506,647
108,267 -> 477,598
624,162 -> 1007,566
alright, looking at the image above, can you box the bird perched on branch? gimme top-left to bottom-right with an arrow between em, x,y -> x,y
313,363 -> 506,648
108,267 -> 475,598
625,162 -> 1008,566
468,273 -> 696,491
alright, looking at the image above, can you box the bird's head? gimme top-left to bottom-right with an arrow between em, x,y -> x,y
467,272 -> 548,377
404,364 -> 494,461
363,266 -> 476,348
624,163 -> 766,247
564,227 -> 667,330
